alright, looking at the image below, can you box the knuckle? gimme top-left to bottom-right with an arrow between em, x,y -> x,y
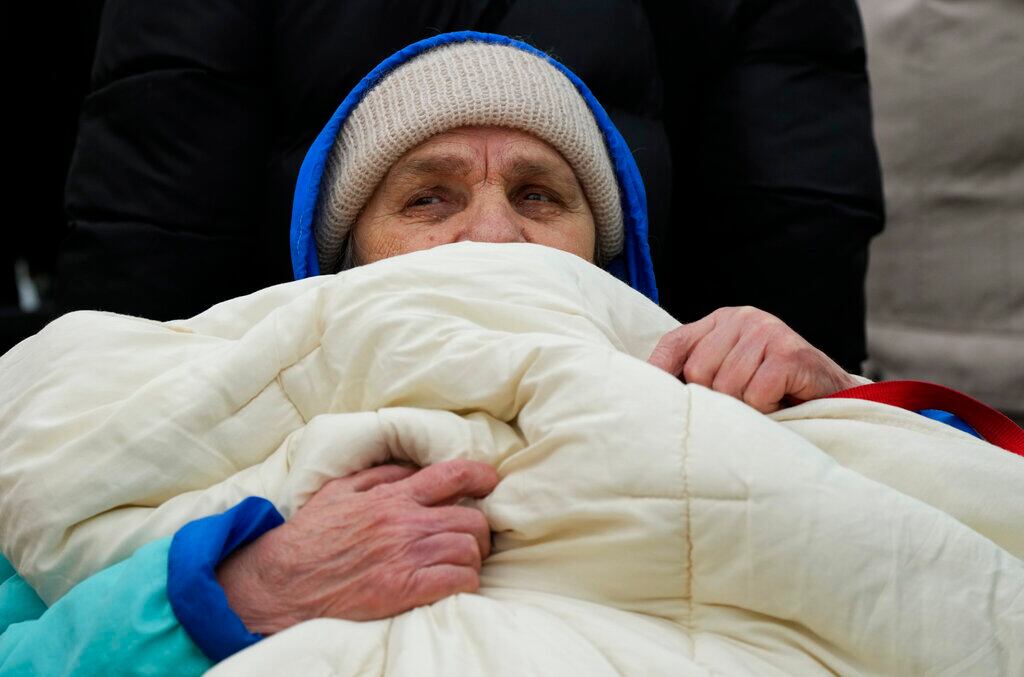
784,344 -> 815,366
398,571 -> 430,606
665,325 -> 689,346
744,388 -> 772,411
743,386 -> 778,413
459,535 -> 482,564
712,373 -> 741,396
367,495 -> 400,517
438,460 -> 471,486
682,362 -> 710,385
461,531 -> 480,550
442,567 -> 479,594
365,481 -> 399,500
746,400 -> 775,415
466,507 -> 489,531
739,305 -> 771,320
756,354 -> 786,377
401,536 -> 431,564
795,344 -> 818,360
757,323 -> 785,345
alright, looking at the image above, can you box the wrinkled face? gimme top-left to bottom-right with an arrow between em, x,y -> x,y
349,126 -> 597,265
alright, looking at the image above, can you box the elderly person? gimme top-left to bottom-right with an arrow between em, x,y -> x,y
0,32 -> 860,672
222,30 -> 859,640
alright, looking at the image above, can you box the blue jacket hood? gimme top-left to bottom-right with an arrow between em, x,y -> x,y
288,31 -> 658,303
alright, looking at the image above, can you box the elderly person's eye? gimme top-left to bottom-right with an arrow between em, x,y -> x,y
408,194 -> 444,208
519,189 -> 559,204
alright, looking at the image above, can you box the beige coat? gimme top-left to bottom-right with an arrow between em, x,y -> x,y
862,0 -> 1024,421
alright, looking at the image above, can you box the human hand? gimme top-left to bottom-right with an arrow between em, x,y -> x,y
647,306 -> 859,413
216,459 -> 499,634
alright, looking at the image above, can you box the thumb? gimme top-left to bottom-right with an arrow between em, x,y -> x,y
785,356 -> 858,403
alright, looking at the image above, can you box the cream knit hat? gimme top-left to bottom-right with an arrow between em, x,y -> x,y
314,40 -> 624,273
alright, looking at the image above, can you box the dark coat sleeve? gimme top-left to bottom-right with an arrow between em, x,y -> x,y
59,0 -> 276,319
647,0 -> 885,371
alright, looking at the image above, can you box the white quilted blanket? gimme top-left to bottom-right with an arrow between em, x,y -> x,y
1,243 -> 1022,675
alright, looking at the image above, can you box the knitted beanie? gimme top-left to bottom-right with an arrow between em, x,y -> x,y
314,39 -> 624,273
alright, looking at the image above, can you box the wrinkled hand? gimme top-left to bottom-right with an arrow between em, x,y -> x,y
648,306 -> 859,413
216,459 -> 499,634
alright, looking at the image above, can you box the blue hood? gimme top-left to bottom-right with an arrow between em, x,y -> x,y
289,30 -> 658,303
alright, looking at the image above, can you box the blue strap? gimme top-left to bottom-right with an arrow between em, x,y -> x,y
167,497 -> 284,663
918,409 -> 983,440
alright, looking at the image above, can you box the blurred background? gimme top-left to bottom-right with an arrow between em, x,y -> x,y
2,0 -> 1021,423
859,1 -> 1024,425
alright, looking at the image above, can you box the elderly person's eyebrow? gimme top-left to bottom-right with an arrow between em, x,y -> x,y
382,149 -> 585,203
386,155 -> 474,189
504,157 -> 585,201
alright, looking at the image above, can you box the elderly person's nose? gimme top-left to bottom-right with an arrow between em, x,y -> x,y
457,194 -> 525,244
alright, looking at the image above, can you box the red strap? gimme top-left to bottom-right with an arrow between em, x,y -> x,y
823,380 -> 1024,457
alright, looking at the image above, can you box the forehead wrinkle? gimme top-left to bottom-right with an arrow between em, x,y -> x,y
382,152 -> 474,194
506,157 -> 565,182
378,132 -> 586,201
492,134 -> 581,183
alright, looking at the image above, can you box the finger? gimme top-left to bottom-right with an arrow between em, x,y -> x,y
742,358 -> 789,414
784,350 -> 859,402
410,532 -> 482,570
339,464 -> 420,493
646,314 -> 718,377
681,318 -> 743,388
395,460 -> 499,507
712,332 -> 768,400
407,565 -> 480,607
413,505 -> 492,559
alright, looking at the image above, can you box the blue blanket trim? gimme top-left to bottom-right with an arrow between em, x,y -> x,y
918,409 -> 983,439
167,497 -> 284,663
288,30 -> 658,303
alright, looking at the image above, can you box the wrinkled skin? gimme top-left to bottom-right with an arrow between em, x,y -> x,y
350,126 -> 597,266
647,306 -> 859,413
218,460 -> 497,634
